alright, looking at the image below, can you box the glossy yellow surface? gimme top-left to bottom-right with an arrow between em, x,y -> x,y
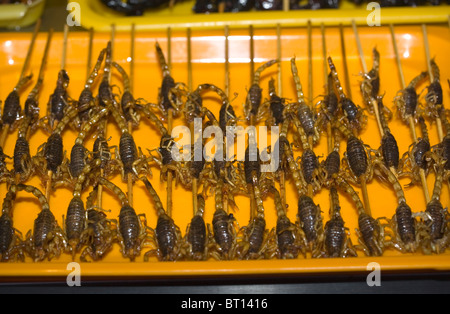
0,0 -> 46,29
0,24 -> 449,278
77,0 -> 450,31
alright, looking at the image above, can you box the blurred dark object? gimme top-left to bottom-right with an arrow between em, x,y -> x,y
255,0 -> 283,10
223,0 -> 255,11
193,0 -> 219,12
349,0 -> 442,5
101,0 -> 172,15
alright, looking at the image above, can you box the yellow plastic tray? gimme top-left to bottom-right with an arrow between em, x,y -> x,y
77,0 -> 450,31
0,0 -> 46,30
0,24 -> 449,278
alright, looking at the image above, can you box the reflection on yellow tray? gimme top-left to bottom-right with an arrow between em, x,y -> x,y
0,23 -> 448,278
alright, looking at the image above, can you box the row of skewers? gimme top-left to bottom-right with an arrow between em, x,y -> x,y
0,21 -> 448,263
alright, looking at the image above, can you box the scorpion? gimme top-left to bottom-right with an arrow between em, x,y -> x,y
79,186 -> 116,262
267,185 -> 305,259
238,176 -> 271,260
419,162 -> 449,254
76,48 -> 107,127
0,146 -> 12,184
1,74 -> 33,137
328,56 -> 367,134
244,59 -> 278,124
97,42 -> 114,109
112,61 -> 140,129
46,69 -> 71,130
13,30 -> 53,183
23,184 -> 67,261
424,59 -> 443,122
154,41 -> 186,118
96,177 -> 148,261
264,77 -> 286,127
142,177 -> 184,261
184,194 -> 208,261
373,158 -> 421,253
375,96 -> 400,172
32,106 -> 78,190
322,186 -> 357,258
290,57 -> 320,147
65,107 -> 110,183
360,47 -> 380,103
335,176 -> 388,256
394,70 -> 428,125
0,185 -> 24,262
297,193 -> 324,257
208,179 -> 239,260
400,116 -> 432,187
64,159 -> 102,259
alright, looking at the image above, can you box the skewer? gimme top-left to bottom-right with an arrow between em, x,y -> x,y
321,23 -> 334,155
224,25 -> 230,98
352,20 -> 384,139
86,28 -> 94,82
166,27 -> 174,218
248,24 -> 257,220
390,24 -> 430,204
46,24 -> 69,201
307,20 -> 313,110
187,27 -> 198,216
339,24 -> 352,101
276,23 -> 286,209
0,19 -> 41,148
422,24 -> 444,142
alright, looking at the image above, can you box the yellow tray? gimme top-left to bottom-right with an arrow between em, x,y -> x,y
77,0 -> 450,31
0,24 -> 449,278
0,0 -> 46,30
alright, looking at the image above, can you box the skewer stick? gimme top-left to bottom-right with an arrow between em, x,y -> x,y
187,27 -> 198,216
166,27 -> 174,218
339,24 -> 352,101
276,23 -> 286,209
321,23 -> 333,155
352,20 -> 384,139
0,19 -> 41,148
307,20 -> 313,110
390,24 -> 430,204
422,24 -> 444,142
47,24 -> 69,200
86,28 -> 94,81
249,25 -> 255,82
224,25 -> 230,98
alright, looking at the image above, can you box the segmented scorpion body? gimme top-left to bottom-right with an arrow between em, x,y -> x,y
425,59 -> 443,120
323,187 -> 356,258
420,164 -> 448,254
280,135 -> 308,196
113,61 -> 140,128
97,177 -> 148,261
328,57 -> 366,133
268,186 -> 304,259
316,73 -> 339,130
208,179 -> 238,260
336,177 -> 388,256
266,78 -> 285,127
400,116 -> 432,186
0,146 -> 12,184
244,59 -> 278,123
23,184 -> 67,261
32,107 -> 78,189
360,48 -> 380,103
395,71 -> 428,123
64,159 -> 102,258
297,194 -> 324,257
79,187 -> 115,262
98,42 -> 114,108
185,194 -> 208,261
290,57 -> 320,146
155,42 -> 186,117
376,96 -> 400,171
238,177 -> 271,260
373,159 -> 419,253
1,74 -> 33,130
47,70 -> 70,129
77,48 -> 106,126
142,177 -> 184,261
0,186 -> 24,262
